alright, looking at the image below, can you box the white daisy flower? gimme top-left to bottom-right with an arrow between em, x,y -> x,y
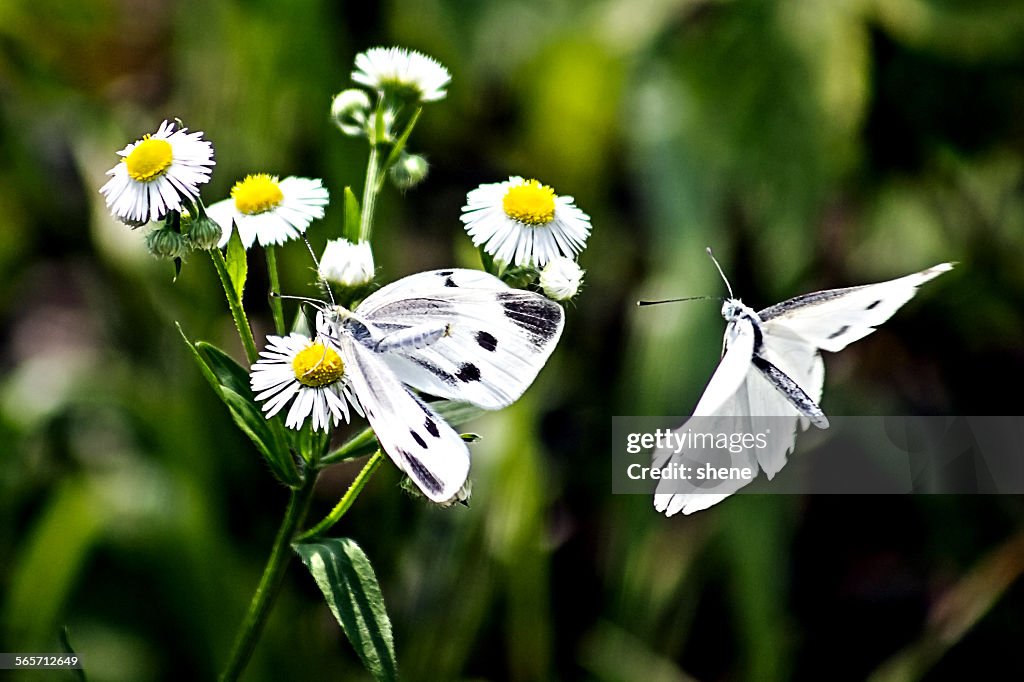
100,120 -> 215,226
319,239 -> 375,287
209,174 -> 329,249
540,256 -> 584,301
352,46 -> 450,102
460,176 -> 591,268
250,333 -> 361,432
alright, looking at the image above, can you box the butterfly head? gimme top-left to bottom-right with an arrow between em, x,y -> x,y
721,298 -> 759,325
721,299 -> 742,320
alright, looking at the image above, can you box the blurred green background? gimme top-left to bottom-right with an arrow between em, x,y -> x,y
2,0 -> 1024,680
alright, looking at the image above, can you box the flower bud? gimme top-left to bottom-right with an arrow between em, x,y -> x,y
388,152 -> 429,190
539,256 -> 584,301
330,89 -> 372,136
185,213 -> 224,250
145,227 -> 189,260
319,239 -> 375,287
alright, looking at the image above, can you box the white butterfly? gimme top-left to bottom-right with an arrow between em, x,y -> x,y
319,268 -> 564,504
651,252 -> 953,516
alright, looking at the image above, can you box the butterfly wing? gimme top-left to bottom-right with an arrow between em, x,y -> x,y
758,263 -> 953,353
339,330 -> 470,504
354,269 -> 564,409
653,373 -> 807,516
654,315 -> 765,515
689,313 -> 758,415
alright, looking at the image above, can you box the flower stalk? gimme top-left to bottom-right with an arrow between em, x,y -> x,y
219,471 -> 319,682
296,450 -> 384,541
265,246 -> 286,336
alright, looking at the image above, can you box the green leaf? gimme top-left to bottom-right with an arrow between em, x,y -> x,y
220,388 -> 289,472
343,186 -> 361,243
435,400 -> 488,427
176,327 -> 298,486
295,538 -> 398,682
176,323 -> 223,398
195,341 -> 252,396
225,225 -> 247,301
196,343 -> 298,485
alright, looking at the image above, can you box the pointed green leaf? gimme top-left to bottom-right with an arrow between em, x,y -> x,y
177,328 -> 298,486
195,341 -> 252,396
176,323 -> 223,398
343,187 -> 361,243
225,225 -> 247,301
219,388 -> 295,481
295,538 -> 398,682
196,343 -> 298,485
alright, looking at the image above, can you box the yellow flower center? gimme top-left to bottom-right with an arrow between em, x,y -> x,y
502,179 -> 556,225
124,136 -> 173,182
231,174 -> 284,215
292,343 -> 345,387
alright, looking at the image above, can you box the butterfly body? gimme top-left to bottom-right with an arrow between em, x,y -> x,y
321,268 -> 564,504
654,260 -> 953,516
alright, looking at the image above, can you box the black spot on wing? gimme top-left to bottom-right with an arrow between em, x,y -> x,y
437,270 -> 453,277
827,325 -> 850,340
398,448 -> 443,495
497,292 -> 561,342
456,362 -> 481,382
444,277 -> 457,288
410,430 -> 427,449
866,299 -> 882,310
412,357 -> 456,385
424,416 -> 440,438
475,330 -> 498,352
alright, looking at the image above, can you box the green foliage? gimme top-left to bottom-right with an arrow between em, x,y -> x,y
342,187 -> 361,244
177,325 -> 298,486
295,539 -> 398,682
224,228 -> 247,303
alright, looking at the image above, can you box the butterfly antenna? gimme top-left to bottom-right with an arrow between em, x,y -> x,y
706,247 -> 734,298
302,236 -> 337,307
270,291 -> 329,309
636,296 -> 716,307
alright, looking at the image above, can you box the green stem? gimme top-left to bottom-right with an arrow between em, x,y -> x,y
359,142 -> 381,242
210,249 -> 259,365
265,246 -> 286,336
296,451 -> 384,541
376,106 -> 422,194
320,425 -> 377,466
219,472 -> 319,682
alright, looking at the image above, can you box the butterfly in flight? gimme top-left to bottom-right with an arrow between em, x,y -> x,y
644,250 -> 953,516
318,268 -> 564,505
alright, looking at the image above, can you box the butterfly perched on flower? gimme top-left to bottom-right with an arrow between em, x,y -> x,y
254,268 -> 564,504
